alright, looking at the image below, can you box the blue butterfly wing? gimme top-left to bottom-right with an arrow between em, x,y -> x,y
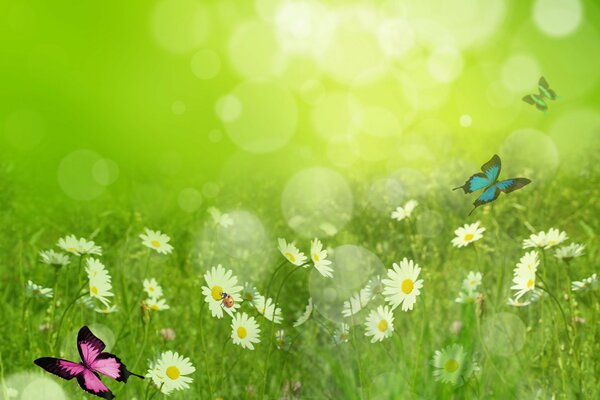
453,154 -> 501,193
473,185 -> 501,207
496,178 -> 531,193
482,154 -> 501,183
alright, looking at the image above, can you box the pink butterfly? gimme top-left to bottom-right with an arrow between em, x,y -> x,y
34,326 -> 143,399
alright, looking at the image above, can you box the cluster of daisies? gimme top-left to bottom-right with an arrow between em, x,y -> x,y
200,237 -> 334,352
338,258 -> 424,344
142,278 -> 170,312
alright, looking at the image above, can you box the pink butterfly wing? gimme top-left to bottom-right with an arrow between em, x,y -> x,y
76,369 -> 115,400
90,353 -> 142,382
77,326 -> 106,366
34,357 -> 86,380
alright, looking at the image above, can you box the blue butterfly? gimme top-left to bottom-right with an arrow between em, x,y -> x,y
453,154 -> 531,215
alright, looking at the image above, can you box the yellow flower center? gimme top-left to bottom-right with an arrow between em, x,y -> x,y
91,286 -> 98,295
237,326 -> 248,339
444,359 -> 459,373
464,233 -> 474,241
377,319 -> 388,332
150,303 -> 159,310
150,240 -> 161,248
548,240 -> 556,245
67,247 -> 77,252
149,287 -> 155,292
527,278 -> 534,288
211,285 -> 224,301
166,365 -> 180,380
313,253 -> 319,261
285,252 -> 296,263
401,279 -> 414,294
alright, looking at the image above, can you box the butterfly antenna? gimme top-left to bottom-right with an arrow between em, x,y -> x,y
452,185 -> 463,191
468,207 -> 477,216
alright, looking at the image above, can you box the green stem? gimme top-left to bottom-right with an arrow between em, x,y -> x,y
264,259 -> 287,302
261,266 -> 302,399
535,275 -> 570,344
198,302 -> 214,398
131,313 -> 151,372
350,307 -> 367,400
54,283 -> 87,353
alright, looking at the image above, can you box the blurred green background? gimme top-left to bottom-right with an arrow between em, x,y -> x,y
1,0 -> 599,215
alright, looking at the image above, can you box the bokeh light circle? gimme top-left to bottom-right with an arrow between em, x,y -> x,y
228,20 -> 278,78
299,79 -> 325,104
533,0 -> 582,37
366,176 -> 406,215
57,149 -> 106,201
500,129 -> 559,184
309,244 -> 385,325
221,79 -> 297,154
171,101 -> 186,115
427,47 -> 463,83
151,0 -> 210,53
191,49 -> 221,80
311,91 -> 359,140
482,312 -> 527,357
202,182 -> 220,198
3,109 -> 45,150
215,94 -> 242,123
92,158 -> 119,186
377,18 -> 415,59
548,108 -> 600,173
281,167 -> 353,238
501,53 -> 541,93
459,114 -> 472,127
416,210 -> 445,238
178,187 -> 203,213
216,210 -> 267,260
3,373 -> 67,400
327,137 -> 360,168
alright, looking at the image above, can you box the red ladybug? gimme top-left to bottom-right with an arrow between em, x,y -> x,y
221,292 -> 234,308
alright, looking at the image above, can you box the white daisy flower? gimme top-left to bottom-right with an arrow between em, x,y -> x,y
310,238 -> 333,278
522,228 -> 567,249
571,274 -> 598,292
544,228 -> 568,248
368,275 -> 384,298
451,222 -> 485,248
554,243 -> 585,261
333,323 -> 350,345
147,351 -> 195,395
25,280 -> 53,299
382,258 -> 424,312
86,258 -> 110,279
86,259 -> 113,306
342,284 -> 372,317
201,265 -> 242,319
94,304 -> 119,314
432,344 -> 478,385
253,293 -> 283,324
143,278 -> 164,299
364,305 -> 394,343
39,249 -> 70,267
57,235 -> 102,256
277,238 -> 307,267
231,312 -> 261,350
462,271 -> 482,293
144,297 -> 170,312
140,228 -> 174,255
293,298 -> 313,327
514,251 -> 539,276
391,199 -> 418,222
208,207 -> 234,228
510,271 -> 536,300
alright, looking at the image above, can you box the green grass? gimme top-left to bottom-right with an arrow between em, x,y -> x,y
0,164 -> 598,400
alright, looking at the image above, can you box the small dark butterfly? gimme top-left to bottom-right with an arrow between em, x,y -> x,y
453,154 -> 531,215
34,326 -> 143,399
522,76 -> 558,113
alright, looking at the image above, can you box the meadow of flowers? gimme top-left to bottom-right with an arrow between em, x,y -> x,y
0,167 -> 598,400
